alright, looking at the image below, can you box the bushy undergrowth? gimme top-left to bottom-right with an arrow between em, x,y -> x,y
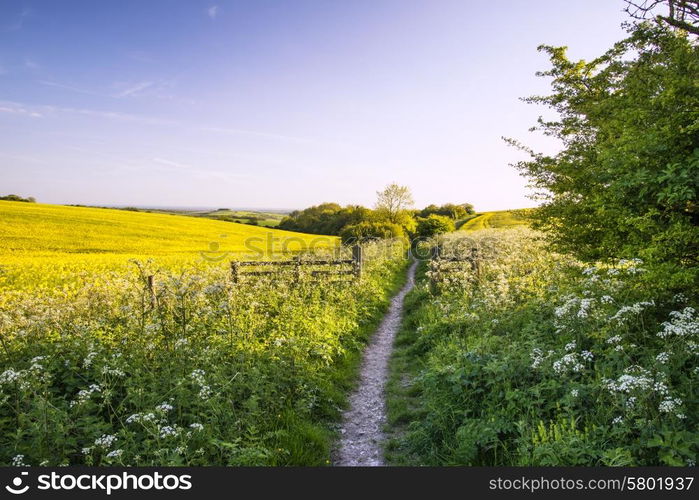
0,243 -> 408,466
387,228 -> 697,466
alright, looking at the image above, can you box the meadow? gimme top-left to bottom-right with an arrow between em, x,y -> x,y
386,227 -> 698,466
0,201 -> 409,466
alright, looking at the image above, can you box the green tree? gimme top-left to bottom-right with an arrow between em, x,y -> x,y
0,194 -> 36,203
507,22 -> 698,277
419,203 -> 475,219
374,183 -> 414,224
339,221 -> 405,244
415,214 -> 455,238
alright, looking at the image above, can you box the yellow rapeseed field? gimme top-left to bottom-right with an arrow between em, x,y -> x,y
458,209 -> 533,231
0,201 -> 336,289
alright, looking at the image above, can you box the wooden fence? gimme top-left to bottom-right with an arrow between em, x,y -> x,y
140,245 -> 364,307
231,244 -> 364,284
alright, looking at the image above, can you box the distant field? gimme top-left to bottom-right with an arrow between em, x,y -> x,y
102,206 -> 287,227
201,209 -> 285,227
0,201 -> 334,289
458,209 -> 533,231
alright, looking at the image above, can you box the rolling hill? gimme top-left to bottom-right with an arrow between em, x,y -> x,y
457,209 -> 534,231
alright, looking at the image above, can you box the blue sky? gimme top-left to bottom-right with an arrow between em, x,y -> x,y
1,0 -> 630,210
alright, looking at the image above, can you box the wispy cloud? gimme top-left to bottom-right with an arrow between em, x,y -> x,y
0,99 -> 315,143
38,80 -> 105,97
111,79 -> 179,100
113,81 -> 156,98
151,157 -> 251,182
0,103 -> 42,118
202,126 -> 314,144
24,58 -> 39,70
207,5 -> 219,20
152,157 -> 191,170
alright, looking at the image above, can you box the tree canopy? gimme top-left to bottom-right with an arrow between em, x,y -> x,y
508,22 -> 698,281
0,194 -> 36,203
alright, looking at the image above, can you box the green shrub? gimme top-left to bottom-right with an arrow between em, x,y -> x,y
415,215 -> 455,238
339,221 -> 405,244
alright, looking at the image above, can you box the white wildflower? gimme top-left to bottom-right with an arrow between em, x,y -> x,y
70,384 -> 102,407
0,369 -> 21,385
658,397 -> 682,414
609,301 -> 655,324
657,307 -> 698,339
125,412 -> 156,424
655,352 -> 670,364
159,425 -> 178,438
106,449 -> 123,459
83,351 -> 98,368
100,366 -> 125,377
553,353 -> 584,374
94,434 -> 117,449
155,402 -> 174,413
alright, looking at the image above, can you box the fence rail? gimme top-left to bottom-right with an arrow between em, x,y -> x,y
231,244 -> 364,284
142,244 -> 366,300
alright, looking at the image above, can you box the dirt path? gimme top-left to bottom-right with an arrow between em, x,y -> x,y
333,260 -> 417,466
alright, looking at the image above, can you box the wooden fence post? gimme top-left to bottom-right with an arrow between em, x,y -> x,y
231,261 -> 240,284
146,275 -> 156,307
470,247 -> 480,278
294,259 -> 302,284
352,244 -> 364,280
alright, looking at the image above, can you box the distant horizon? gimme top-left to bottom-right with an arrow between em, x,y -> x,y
5,198 -> 537,214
